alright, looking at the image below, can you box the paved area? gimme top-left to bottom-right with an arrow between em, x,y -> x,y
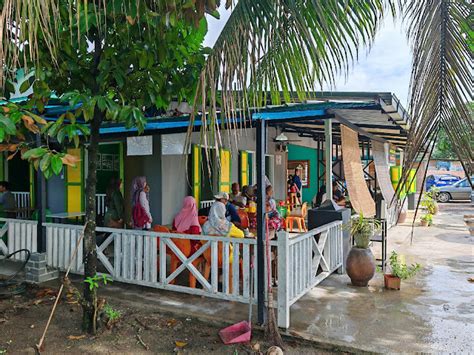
2,202 -> 472,353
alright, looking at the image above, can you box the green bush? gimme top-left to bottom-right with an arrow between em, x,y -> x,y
389,251 -> 421,280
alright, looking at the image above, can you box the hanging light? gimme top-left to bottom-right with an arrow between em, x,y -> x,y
275,132 -> 289,142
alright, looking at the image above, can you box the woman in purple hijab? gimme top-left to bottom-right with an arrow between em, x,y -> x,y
131,176 -> 152,229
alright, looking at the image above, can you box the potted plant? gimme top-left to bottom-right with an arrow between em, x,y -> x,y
346,215 -> 380,287
420,213 -> 432,227
384,251 -> 421,290
421,187 -> 439,215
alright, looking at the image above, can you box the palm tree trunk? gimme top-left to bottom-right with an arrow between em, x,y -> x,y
82,111 -> 103,334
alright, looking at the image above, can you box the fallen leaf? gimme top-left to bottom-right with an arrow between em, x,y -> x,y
468,277 -> 474,283
166,318 -> 178,327
175,341 -> 187,348
251,342 -> 261,351
126,15 -> 136,25
67,335 -> 86,340
33,299 -> 43,306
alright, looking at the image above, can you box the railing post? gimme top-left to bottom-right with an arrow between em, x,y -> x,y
277,230 -> 290,329
337,223 -> 345,274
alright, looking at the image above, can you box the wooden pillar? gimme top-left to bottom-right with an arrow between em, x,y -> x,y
256,118 -> 266,325
325,119 -> 333,200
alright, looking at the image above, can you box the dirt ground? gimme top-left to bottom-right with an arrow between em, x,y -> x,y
0,284 -> 335,354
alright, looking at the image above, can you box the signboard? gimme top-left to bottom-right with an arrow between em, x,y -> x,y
127,136 -> 153,156
161,133 -> 190,155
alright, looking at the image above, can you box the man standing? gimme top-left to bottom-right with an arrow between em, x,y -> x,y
0,181 -> 17,218
292,167 -> 303,203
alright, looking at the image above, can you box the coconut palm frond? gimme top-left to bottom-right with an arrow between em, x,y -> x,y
398,0 -> 473,195
0,0 -> 219,90
190,0 -> 394,151
0,0 -> 62,88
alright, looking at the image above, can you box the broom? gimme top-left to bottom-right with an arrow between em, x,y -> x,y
264,217 -> 285,349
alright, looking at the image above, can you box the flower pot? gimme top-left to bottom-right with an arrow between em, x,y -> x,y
464,219 -> 474,228
398,210 -> 407,224
384,274 -> 401,290
420,220 -> 429,227
346,247 -> 376,287
432,203 -> 439,215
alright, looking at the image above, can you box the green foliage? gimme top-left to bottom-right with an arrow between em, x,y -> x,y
1,1 -> 209,180
103,304 -> 121,321
84,274 -> 113,291
388,251 -> 421,280
350,214 -> 381,249
421,188 -> 439,215
420,213 -> 433,225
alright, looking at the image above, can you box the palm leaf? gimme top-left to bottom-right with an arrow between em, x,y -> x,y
396,0 -> 473,202
0,0 -> 220,90
189,0 -> 394,153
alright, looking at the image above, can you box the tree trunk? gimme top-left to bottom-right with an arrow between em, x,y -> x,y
82,111 -> 103,334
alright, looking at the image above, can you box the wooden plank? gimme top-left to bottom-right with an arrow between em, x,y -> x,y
7,223 -> 13,255
136,235 -> 143,281
64,228 -> 71,271
211,241 -> 218,292
53,227 -> 59,267
165,240 -> 211,290
150,236 -> 157,283
58,227 -> 65,269
25,223 -> 32,258
31,224 -> 37,254
232,242 -> 239,296
242,244 -> 250,298
130,234 -> 136,279
159,238 -> 166,284
222,242 -> 230,294
143,236 -> 150,282
46,227 -> 53,265
121,234 -> 129,279
114,233 -> 122,278
77,229 -> 84,272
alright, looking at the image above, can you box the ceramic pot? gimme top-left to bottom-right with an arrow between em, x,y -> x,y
346,247 -> 376,287
384,274 -> 401,290
398,210 -> 407,224
420,220 -> 429,227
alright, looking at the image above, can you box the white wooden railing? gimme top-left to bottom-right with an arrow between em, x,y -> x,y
0,218 -> 38,260
12,191 -> 31,210
276,220 -> 344,328
200,200 -> 214,209
96,194 -> 107,216
44,223 -> 258,303
11,191 -> 108,217
12,191 -> 32,218
8,218 -> 345,329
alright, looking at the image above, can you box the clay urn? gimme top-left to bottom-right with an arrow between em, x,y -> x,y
346,247 -> 376,287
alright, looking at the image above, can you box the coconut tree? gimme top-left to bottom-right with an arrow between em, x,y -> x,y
0,0 -> 472,332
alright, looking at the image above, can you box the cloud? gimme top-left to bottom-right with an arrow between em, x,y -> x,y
205,13 -> 412,106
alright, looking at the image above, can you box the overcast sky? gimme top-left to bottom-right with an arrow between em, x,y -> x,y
204,10 -> 412,106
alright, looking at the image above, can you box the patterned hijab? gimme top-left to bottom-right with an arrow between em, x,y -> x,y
174,196 -> 201,233
131,176 -> 147,206
202,201 -> 231,236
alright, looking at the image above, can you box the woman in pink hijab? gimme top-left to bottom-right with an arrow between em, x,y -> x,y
173,196 -> 201,235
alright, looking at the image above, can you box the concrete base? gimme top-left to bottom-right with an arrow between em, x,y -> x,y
25,253 -> 59,284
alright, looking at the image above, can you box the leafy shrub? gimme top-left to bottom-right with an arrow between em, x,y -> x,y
388,251 -> 421,280
350,214 -> 381,249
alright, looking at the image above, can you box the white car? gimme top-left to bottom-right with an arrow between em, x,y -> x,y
437,177 -> 473,202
